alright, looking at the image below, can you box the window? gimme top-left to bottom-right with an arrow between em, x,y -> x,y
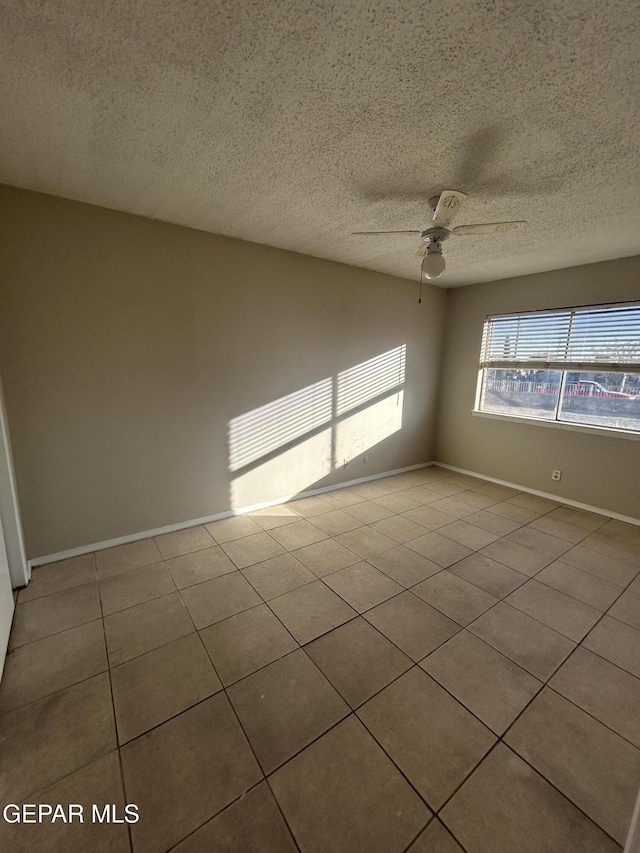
476,302 -> 640,434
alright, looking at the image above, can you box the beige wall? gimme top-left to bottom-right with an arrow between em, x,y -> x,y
0,186 -> 446,558
436,256 -> 640,520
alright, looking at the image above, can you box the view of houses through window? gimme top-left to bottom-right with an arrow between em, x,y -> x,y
477,302 -> 640,433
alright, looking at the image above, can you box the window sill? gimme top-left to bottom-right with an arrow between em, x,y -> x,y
471,410 -> 640,441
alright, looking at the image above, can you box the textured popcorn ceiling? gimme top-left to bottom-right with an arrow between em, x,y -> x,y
1,0 -> 639,288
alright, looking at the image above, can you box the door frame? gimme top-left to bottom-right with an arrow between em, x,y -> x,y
0,376 -> 28,588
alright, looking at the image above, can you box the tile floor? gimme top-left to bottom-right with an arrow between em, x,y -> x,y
1,466 -> 640,852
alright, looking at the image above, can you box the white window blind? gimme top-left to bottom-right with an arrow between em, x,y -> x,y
480,302 -> 640,373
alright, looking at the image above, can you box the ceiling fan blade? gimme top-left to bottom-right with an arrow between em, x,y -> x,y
432,190 -> 467,226
351,230 -> 421,235
453,221 -> 526,235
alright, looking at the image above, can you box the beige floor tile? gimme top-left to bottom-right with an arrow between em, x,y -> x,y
349,477 -> 407,499
305,617 -> 412,708
547,505 -> 607,531
412,571 -> 498,626
181,572 -> 261,629
426,481 -> 467,499
317,488 -> 364,509
631,573 -> 640,595
99,561 -> 175,616
408,819 -> 465,852
364,591 -> 460,661
242,552 -> 315,600
506,579 -> 601,642
468,602 -> 575,680
455,490 -> 502,509
248,504 -> 300,530
550,646 -> 640,748
228,649 -> 349,773
580,529 -> 640,569
10,582 -> 102,649
470,482 -> 520,501
0,673 -> 115,803
344,500 -> 395,524
370,515 -> 428,543
172,782 -> 297,853
420,631 -> 542,735
464,509 -> 522,536
268,580 -> 357,644
205,513 -> 263,543
438,520 -> 499,550
449,553 -> 527,598
536,561 -> 620,610
324,561 -> 403,612
311,508 -> 364,536
199,603 -> 297,686
506,493 -> 561,514
122,694 -> 262,853
373,492 -> 422,513
104,592 -> 195,667
529,515 -> 590,544
368,545 -> 443,587
428,497 -> 478,519
270,716 -> 430,853
285,495 -> 332,518
507,526 -> 573,558
505,687 -> 640,844
445,474 -> 485,490
406,531 -> 472,568
18,553 -> 96,603
608,589 -> 640,630
95,538 -> 162,579
165,544 -> 236,589
0,752 -> 129,853
334,526 -> 398,559
401,505 -> 457,530
269,520 -> 327,551
441,743 -> 619,853
221,531 -> 286,568
479,538 -> 553,575
487,502 -> 540,524
558,544 -> 638,586
392,469 -> 439,488
154,524 -> 214,559
0,620 -> 107,715
358,668 -> 495,810
582,615 -> 640,678
112,633 -> 221,744
601,519 -> 640,546
293,538 -> 360,577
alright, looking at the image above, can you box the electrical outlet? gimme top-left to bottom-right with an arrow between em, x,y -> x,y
552,469 -> 562,482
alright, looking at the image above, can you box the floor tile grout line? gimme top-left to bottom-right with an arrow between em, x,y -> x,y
6,525 -> 638,717
6,523 -> 636,712
6,469 -> 639,849
96,552 -> 134,853
433,733 -> 625,851
161,778 -> 268,853
401,816 -> 472,853
264,777 -> 305,853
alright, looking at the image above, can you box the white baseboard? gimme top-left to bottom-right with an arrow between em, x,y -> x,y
436,463 -> 640,527
28,461 -> 436,569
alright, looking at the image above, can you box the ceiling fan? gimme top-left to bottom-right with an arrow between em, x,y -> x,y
352,190 -> 525,280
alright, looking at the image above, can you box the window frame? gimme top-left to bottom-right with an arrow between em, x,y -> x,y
473,300 -> 640,439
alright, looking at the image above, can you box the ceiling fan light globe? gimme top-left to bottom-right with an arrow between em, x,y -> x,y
423,251 -> 446,280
